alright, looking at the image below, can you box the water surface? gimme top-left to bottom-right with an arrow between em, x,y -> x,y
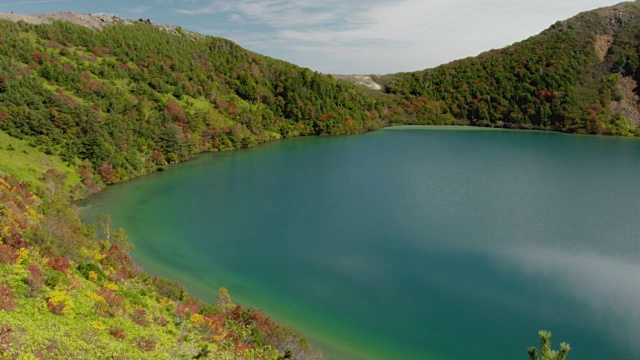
81,127 -> 640,359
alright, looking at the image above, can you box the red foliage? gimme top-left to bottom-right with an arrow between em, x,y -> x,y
151,151 -> 166,166
102,243 -> 134,280
166,100 -> 187,123
119,63 -> 137,73
536,89 -> 553,99
175,302 -> 195,319
19,66 -> 33,76
77,167 -> 100,194
214,99 -> 239,118
33,51 -> 44,64
46,40 -> 61,49
25,263 -> 44,295
226,305 -> 300,349
131,308 -> 148,327
99,163 -> 119,184
184,82 -> 199,97
0,285 -> 16,312
0,176 -> 36,251
0,325 -> 15,358
235,343 -> 253,351
27,263 -> 43,281
86,81 -> 102,92
47,256 -> 70,273
98,286 -> 123,308
154,315 -> 169,327
91,47 -> 110,56
134,337 -> 157,352
109,326 -> 127,340
0,245 -> 18,264
54,89 -> 78,109
47,301 -> 65,315
0,107 -> 11,123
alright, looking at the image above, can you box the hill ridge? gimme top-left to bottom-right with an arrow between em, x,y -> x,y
0,11 -> 195,37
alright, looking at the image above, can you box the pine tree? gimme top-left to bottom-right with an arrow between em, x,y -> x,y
528,330 -> 571,360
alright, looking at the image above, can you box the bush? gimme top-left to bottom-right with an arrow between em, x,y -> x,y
0,325 -> 16,358
44,268 -> 68,288
47,256 -> 70,273
108,326 -> 126,340
134,337 -> 157,352
0,285 -> 16,312
24,263 -> 44,297
0,245 -> 18,264
130,308 -> 149,327
148,276 -> 186,301
77,263 -> 107,282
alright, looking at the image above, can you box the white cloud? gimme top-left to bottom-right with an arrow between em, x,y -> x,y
174,0 -> 627,73
501,246 -> 640,355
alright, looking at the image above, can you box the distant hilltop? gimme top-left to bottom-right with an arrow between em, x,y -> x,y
0,12 -> 198,37
331,74 -> 382,90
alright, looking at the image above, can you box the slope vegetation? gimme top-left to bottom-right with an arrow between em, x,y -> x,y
0,17 -> 384,185
382,1 -> 640,135
0,159 -> 320,359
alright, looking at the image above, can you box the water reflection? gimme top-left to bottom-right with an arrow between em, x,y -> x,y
500,245 -> 640,356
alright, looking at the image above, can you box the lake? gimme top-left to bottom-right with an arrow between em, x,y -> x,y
80,127 -> 640,359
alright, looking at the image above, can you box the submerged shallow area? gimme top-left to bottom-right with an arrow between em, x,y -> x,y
81,127 -> 640,359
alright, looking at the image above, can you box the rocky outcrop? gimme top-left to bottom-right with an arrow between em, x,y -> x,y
331,74 -> 382,90
0,12 -> 200,38
610,75 -> 640,126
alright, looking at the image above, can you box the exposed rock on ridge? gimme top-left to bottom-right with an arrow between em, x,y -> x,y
0,12 -> 199,37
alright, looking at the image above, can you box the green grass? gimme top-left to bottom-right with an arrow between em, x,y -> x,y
0,130 -> 81,190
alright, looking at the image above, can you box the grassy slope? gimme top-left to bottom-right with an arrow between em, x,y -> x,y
0,136 -> 316,359
0,130 -> 80,189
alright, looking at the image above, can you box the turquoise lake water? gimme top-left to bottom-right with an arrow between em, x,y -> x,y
80,127 -> 640,359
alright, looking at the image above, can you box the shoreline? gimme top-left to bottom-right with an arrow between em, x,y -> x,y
76,123 -> 640,360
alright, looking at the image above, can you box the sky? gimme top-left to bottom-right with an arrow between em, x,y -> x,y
0,0 -> 629,74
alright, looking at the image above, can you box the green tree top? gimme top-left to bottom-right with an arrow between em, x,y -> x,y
528,330 -> 571,360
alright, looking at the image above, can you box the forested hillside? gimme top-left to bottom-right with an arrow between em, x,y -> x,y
0,15 -> 341,359
382,1 -> 640,135
2,3 -> 639,188
0,18 -> 386,185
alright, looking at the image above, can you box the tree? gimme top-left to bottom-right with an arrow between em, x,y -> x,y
99,213 -> 111,241
113,227 -> 133,252
528,330 -> 570,360
216,287 -> 234,313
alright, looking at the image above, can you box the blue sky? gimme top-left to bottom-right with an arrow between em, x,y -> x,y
0,0 -> 628,74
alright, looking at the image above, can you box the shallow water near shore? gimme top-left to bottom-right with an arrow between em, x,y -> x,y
80,127 -> 640,359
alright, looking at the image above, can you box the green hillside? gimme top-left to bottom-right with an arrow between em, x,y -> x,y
0,18 -> 385,185
0,152 -> 320,359
382,1 -> 640,135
